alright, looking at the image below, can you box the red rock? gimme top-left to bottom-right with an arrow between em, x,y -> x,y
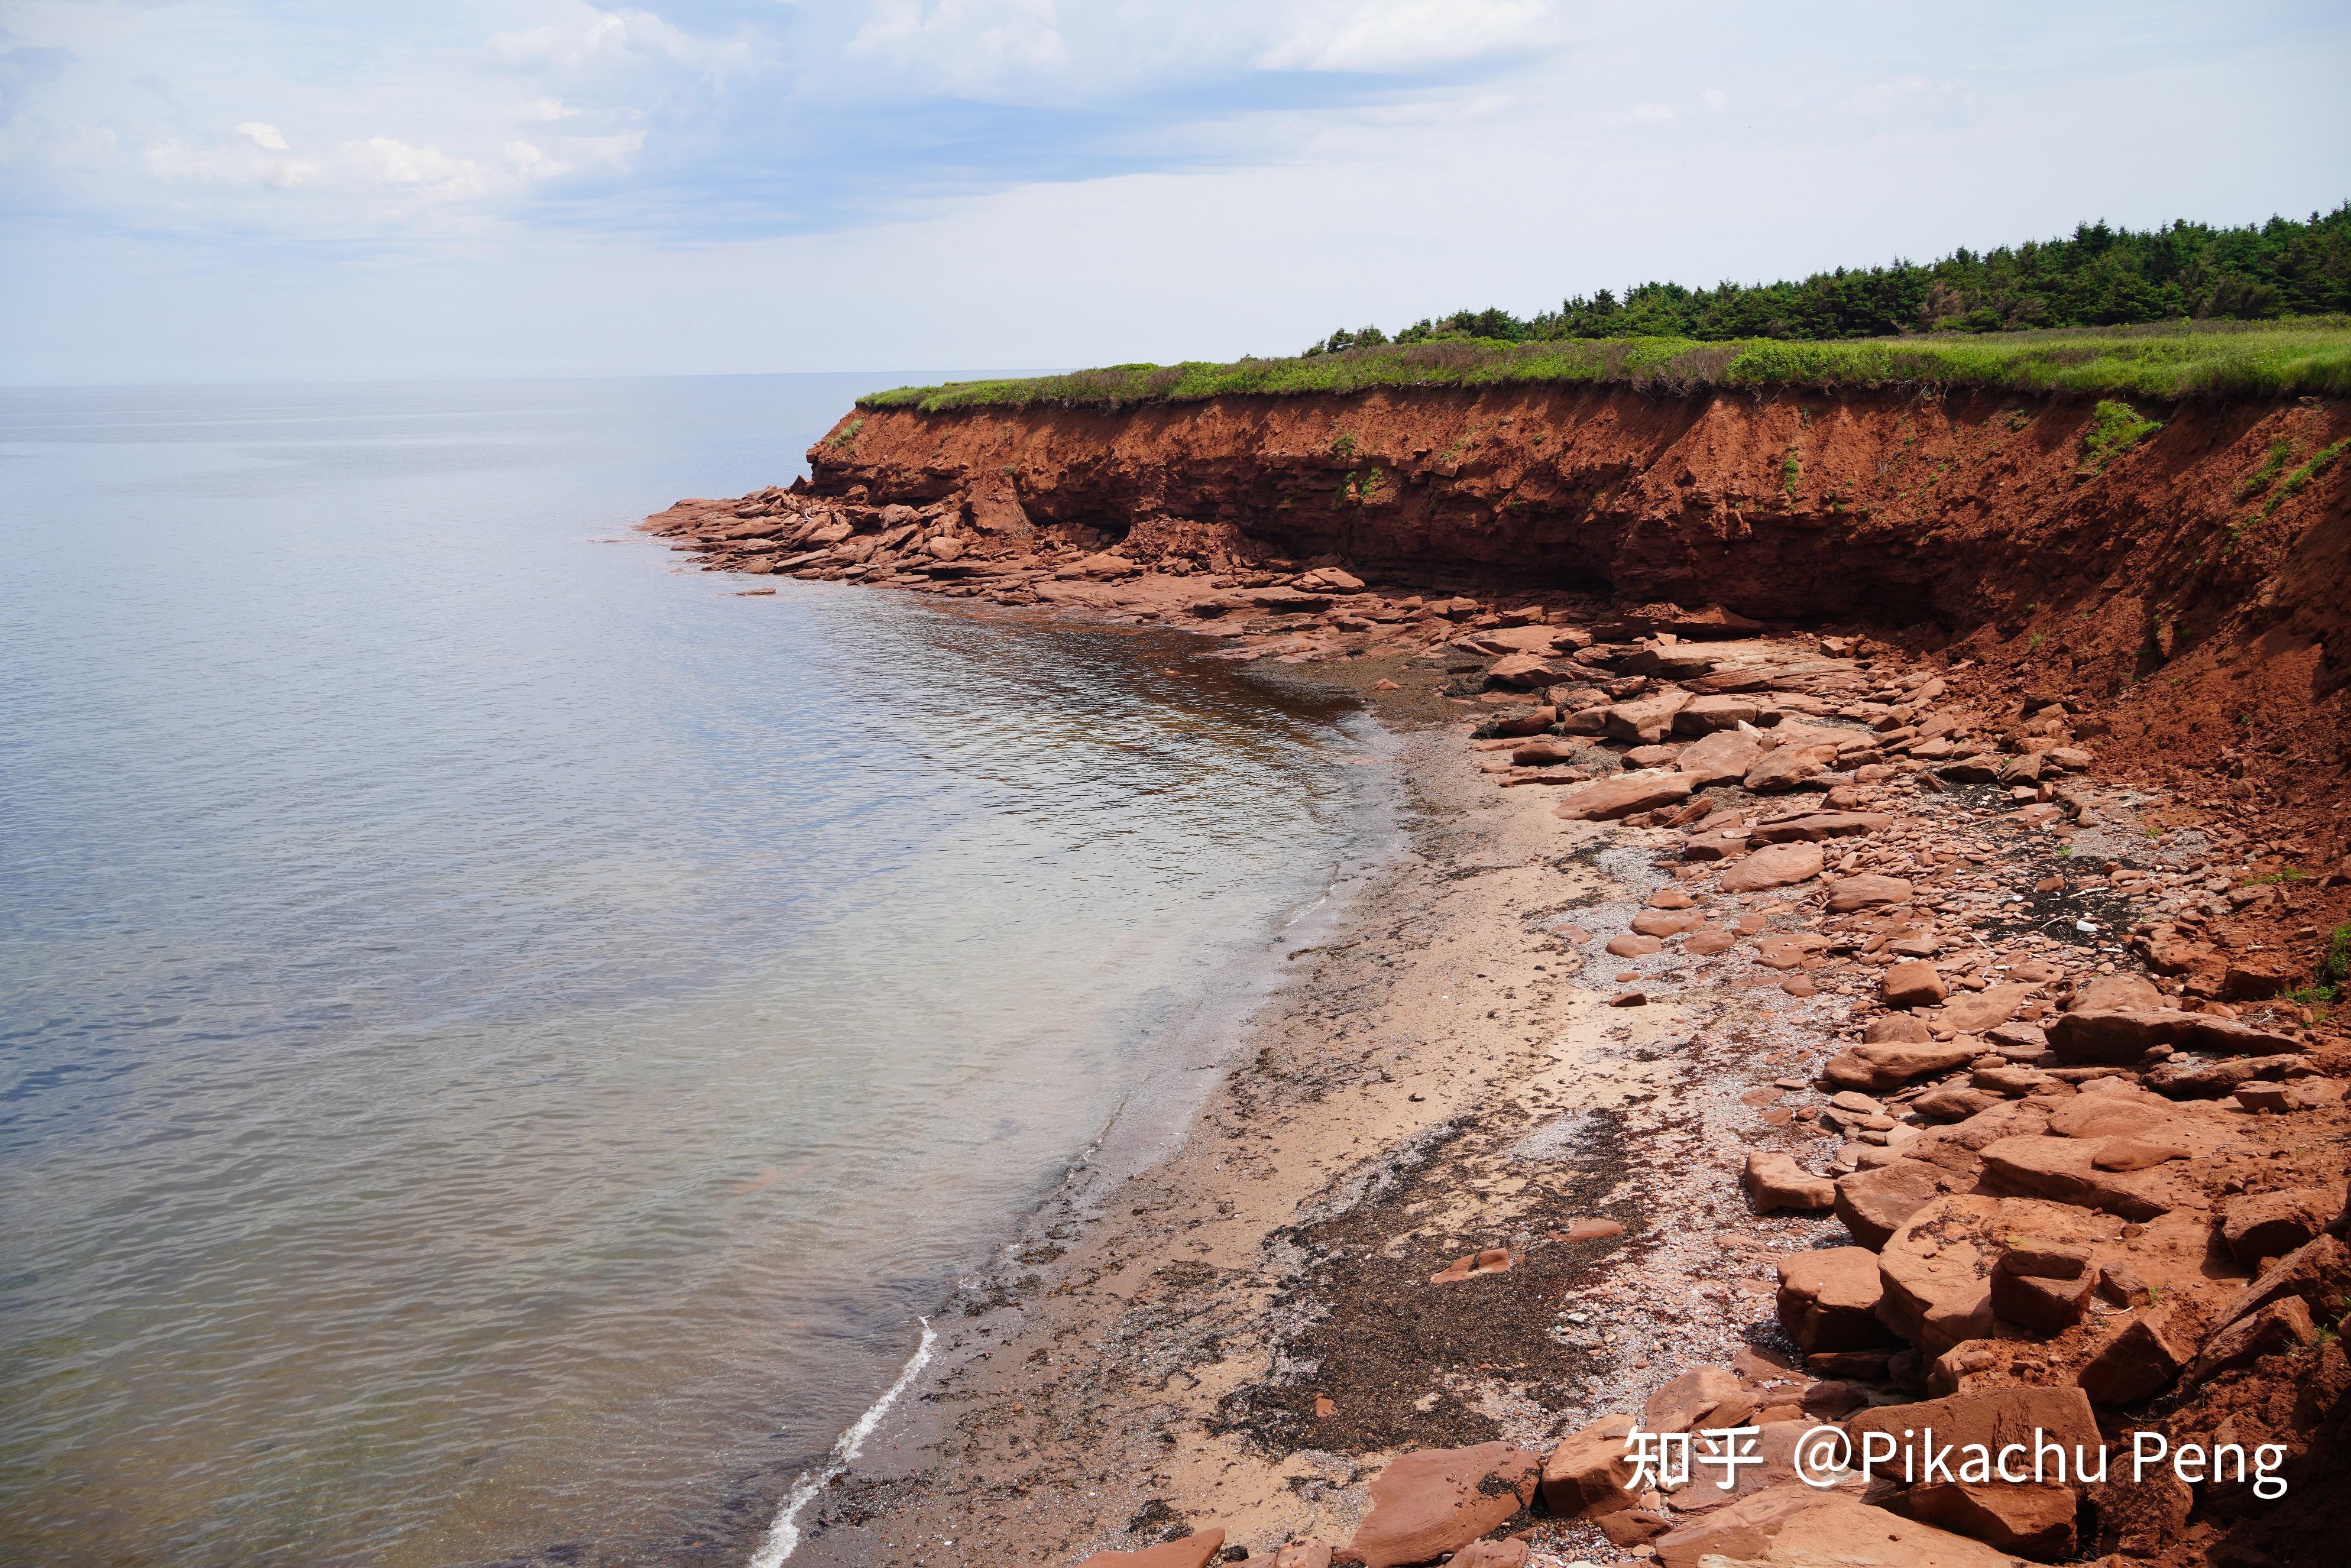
1555,1217 -> 1625,1242
1607,989 -> 1648,1007
1614,602 -> 1768,640
1484,706 -> 1557,738
2086,1470 -> 2193,1558
1826,874 -> 1912,912
1346,1443 -> 1540,1568
1744,1151 -> 1835,1213
1602,689 -> 1691,741
1743,743 -> 1837,793
1834,1160 -> 1956,1250
1554,772 -> 1694,822
1666,1420 -> 1847,1515
1675,727 -> 1764,784
1673,694 -> 1761,733
1747,811 -> 1891,844
2220,1187 -> 2337,1266
2189,1294 -> 2316,1384
1633,908 -> 1704,937
1539,1413 -> 1637,1517
1429,1247 -> 1514,1284
1876,1197 -> 2002,1352
2069,974 -> 2164,1012
2048,1008 -> 2300,1065
1246,585 -> 1329,609
1978,1136 -> 2169,1220
1651,1483 -> 2020,1568
2090,1135 -> 2192,1172
1754,933 -> 1828,969
1882,961 -> 1947,1009
1937,753 -> 2004,782
1989,1241 -> 2097,1334
2217,1233 -> 2351,1328
1844,1385 -> 2101,1488
1443,1541 -> 1526,1568
1935,984 -> 2034,1035
1604,932 -> 1663,957
2143,1057 -> 2262,1099
1719,841 -> 1824,893
2041,1092 -> 2172,1141
2223,956 -> 2298,1000
1909,1479 -> 2076,1559
1865,1013 -> 1934,1044
1684,926 -> 1736,954
1595,1508 -> 1671,1546
1487,651 -> 1570,688
2078,1311 -> 2194,1406
1822,1038 -> 1981,1091
1509,735 -> 1579,765
1776,1246 -> 1897,1351
1641,1365 -> 1742,1433
1911,1086 -> 1999,1122
1076,1528 -> 1226,1568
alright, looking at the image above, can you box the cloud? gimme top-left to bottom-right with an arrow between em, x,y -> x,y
487,4 -> 752,79
344,135 -> 489,198
145,131 -> 318,189
516,97 -> 579,122
847,0 -> 1069,90
1258,0 -> 1559,72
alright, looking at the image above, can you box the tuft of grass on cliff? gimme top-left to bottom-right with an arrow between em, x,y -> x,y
858,320 -> 2351,413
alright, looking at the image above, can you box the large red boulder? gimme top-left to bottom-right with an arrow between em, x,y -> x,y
1346,1443 -> 1540,1568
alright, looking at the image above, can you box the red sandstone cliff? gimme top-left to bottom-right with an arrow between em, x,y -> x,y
805,386 -> 2350,781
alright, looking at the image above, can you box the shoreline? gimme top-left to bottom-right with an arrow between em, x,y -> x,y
647,477 -> 2351,1567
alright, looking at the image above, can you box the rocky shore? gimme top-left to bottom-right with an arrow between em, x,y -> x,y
643,393 -> 2348,1568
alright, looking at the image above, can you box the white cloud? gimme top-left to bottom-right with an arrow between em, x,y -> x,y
1700,88 -> 1728,112
344,135 -> 489,199
516,98 -> 580,122
504,138 -> 572,179
846,0 -> 1068,90
237,121 -> 288,151
1629,101 -> 1674,122
1258,0 -> 1558,72
144,132 -> 318,189
488,4 -> 751,78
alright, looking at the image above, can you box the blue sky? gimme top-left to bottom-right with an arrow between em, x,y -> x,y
2,0 -> 2347,383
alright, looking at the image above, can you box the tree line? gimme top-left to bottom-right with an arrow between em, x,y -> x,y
1303,205 -> 2351,354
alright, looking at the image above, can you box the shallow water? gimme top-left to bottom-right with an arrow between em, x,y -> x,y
0,378 -> 1390,1566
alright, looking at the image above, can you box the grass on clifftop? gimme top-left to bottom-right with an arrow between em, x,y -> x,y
859,320 -> 2351,413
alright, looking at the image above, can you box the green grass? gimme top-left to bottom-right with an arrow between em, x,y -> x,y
2236,438 -> 2298,499
2263,438 -> 2349,515
859,320 -> 2351,413
2320,924 -> 2351,989
2080,400 -> 2162,471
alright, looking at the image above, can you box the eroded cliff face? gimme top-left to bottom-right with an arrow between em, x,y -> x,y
806,385 -> 2349,761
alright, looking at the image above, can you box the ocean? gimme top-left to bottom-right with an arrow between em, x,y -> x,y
0,376 -> 1391,1566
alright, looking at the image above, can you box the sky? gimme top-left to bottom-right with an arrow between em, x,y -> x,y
2,0 -> 2347,384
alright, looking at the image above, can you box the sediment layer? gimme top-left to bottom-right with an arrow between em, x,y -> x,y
645,383 -> 2350,1567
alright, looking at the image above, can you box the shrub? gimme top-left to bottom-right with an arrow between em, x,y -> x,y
2080,400 -> 2161,472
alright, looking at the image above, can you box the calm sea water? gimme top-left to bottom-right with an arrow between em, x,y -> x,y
0,378 -> 1390,1567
